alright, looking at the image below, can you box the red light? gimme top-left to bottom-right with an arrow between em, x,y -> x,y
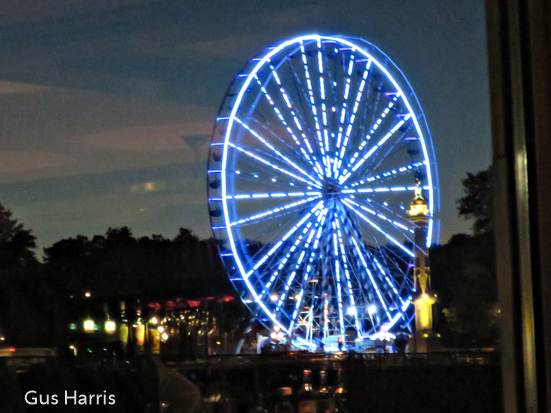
9,348 -> 15,352
337,337 -> 344,344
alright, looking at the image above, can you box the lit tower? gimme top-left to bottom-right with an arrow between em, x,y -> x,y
407,180 -> 437,352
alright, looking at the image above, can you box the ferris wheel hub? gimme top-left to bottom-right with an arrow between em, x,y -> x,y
322,178 -> 340,200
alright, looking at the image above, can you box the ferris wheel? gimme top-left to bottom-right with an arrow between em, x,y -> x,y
207,35 -> 439,348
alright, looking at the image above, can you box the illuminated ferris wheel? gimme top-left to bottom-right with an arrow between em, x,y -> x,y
207,35 -> 439,348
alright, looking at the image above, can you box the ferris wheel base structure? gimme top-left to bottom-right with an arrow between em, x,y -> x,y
207,34 -> 440,350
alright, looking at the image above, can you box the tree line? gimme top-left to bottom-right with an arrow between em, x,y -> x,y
0,166 -> 497,348
0,221 -> 233,347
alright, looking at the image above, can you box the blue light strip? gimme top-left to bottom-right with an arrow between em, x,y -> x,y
334,259 -> 345,334
234,118 -> 322,186
341,93 -> 397,177
290,207 -> 329,331
228,142 -> 322,188
347,54 -> 355,76
299,41 -> 327,175
280,207 -> 328,330
339,114 -> 412,184
347,160 -> 426,188
271,224 -> 312,307
252,74 -> 320,178
317,37 -> 324,74
340,185 -> 429,194
342,199 -> 415,257
348,233 -> 391,320
372,256 -> 405,305
316,42 -> 331,177
229,196 -> 320,227
261,223 -> 317,299
375,299 -> 411,335
342,196 -> 415,234
244,201 -> 323,279
335,219 -> 362,331
335,60 -> 372,178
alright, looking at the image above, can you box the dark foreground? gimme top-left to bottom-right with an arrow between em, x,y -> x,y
0,351 -> 502,413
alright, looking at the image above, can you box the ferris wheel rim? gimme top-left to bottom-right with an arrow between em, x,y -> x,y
209,34 -> 439,342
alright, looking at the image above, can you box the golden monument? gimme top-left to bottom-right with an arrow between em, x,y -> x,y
407,180 -> 438,352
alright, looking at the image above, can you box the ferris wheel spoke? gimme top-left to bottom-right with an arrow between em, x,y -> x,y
352,224 -> 412,308
345,160 -> 427,189
343,196 -> 417,245
334,219 -> 362,331
315,38 -> 334,178
367,252 -> 411,324
299,41 -> 328,173
227,142 -> 322,189
349,228 -> 401,320
342,198 -> 414,258
347,231 -> 392,321
228,195 -> 321,227
263,221 -> 313,306
339,113 -> 412,185
253,71 -> 322,177
271,214 -> 320,287
342,216 -> 412,318
284,58 -> 327,166
353,194 -> 429,243
356,195 -> 418,229
332,259 -> 345,334
334,59 -> 373,179
364,246 -> 408,305
341,95 -> 401,174
263,207 -> 327,324
365,137 -> 413,179
243,201 -> 323,278
335,206 -> 390,319
289,220 -> 327,330
228,191 -> 322,201
234,118 -> 322,186
371,255 -> 408,307
342,184 -> 429,196
280,208 -> 328,313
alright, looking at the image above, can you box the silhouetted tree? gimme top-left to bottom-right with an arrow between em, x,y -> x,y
431,166 -> 498,348
0,203 -> 37,269
0,204 -> 65,346
457,166 -> 493,234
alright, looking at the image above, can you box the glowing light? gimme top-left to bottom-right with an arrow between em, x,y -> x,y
105,320 -> 116,334
83,319 -> 95,333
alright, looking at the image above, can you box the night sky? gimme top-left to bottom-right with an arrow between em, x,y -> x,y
0,0 -> 491,254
